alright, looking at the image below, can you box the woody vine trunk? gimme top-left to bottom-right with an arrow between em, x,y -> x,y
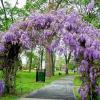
3,43 -> 20,94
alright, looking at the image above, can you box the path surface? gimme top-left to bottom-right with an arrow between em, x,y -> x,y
19,76 -> 76,100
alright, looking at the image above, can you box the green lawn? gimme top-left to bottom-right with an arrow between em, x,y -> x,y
73,75 -> 82,86
0,70 -> 66,100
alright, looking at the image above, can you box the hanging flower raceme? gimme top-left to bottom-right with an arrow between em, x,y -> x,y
14,30 -> 24,39
0,80 -> 5,96
85,39 -> 93,48
20,32 -> 31,49
50,38 -> 60,51
43,30 -> 53,38
29,13 -> 54,30
78,34 -> 88,48
86,0 -> 95,12
62,33 -> 77,49
0,44 -> 6,53
78,84 -> 89,100
9,21 -> 28,32
84,47 -> 100,60
90,67 -> 99,85
89,69 -> 96,85
74,46 -> 84,59
78,60 -> 89,73
34,16 -> 46,30
57,48 -> 64,55
2,32 -> 17,44
96,87 -> 100,95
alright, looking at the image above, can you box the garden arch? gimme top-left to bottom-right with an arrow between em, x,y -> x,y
0,9 -> 100,100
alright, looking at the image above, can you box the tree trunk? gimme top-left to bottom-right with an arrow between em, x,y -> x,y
64,54 -> 68,74
40,48 -> 44,70
45,49 -> 53,77
3,43 -> 20,94
51,51 -> 55,76
3,60 -> 17,94
29,49 -> 33,72
29,58 -> 32,72
64,51 -> 71,75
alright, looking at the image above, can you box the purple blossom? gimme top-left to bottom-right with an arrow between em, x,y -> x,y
78,85 -> 89,100
89,67 -> 97,85
96,87 -> 100,95
50,39 -> 60,50
84,47 -> 100,60
32,14 -> 54,30
86,0 -> 94,12
79,34 -> 86,43
57,48 -> 64,55
66,11 -> 78,23
46,47 -> 52,53
85,39 -> 92,47
0,44 -> 5,52
78,60 -> 89,73
43,30 -> 53,38
9,21 -> 28,32
0,80 -> 5,96
90,71 -> 93,79
20,33 -> 31,49
31,28 -> 36,37
14,30 -> 24,38
34,17 -> 46,29
90,72 -> 96,84
78,65 -> 86,73
2,32 -> 16,43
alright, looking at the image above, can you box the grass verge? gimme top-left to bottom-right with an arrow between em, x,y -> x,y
72,73 -> 81,100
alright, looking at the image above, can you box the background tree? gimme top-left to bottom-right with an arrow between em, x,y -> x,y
64,50 -> 72,74
25,49 -> 40,72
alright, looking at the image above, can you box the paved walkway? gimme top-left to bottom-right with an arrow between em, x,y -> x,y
19,76 -> 76,100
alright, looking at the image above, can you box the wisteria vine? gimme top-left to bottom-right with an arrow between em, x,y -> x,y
0,5 -> 100,98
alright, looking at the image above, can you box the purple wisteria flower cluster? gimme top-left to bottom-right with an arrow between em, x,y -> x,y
78,60 -> 89,73
0,80 -> 5,96
86,0 -> 94,13
0,44 -> 5,53
96,86 -> 100,95
78,84 -> 89,100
